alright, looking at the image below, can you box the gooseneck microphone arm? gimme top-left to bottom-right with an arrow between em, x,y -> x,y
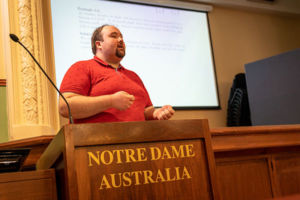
9,33 -> 74,124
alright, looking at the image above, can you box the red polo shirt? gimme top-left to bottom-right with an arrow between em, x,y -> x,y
60,56 -> 152,123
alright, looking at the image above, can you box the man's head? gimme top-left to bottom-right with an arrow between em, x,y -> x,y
91,25 -> 126,64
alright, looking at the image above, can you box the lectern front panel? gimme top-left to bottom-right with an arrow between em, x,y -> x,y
36,120 -> 218,200
74,139 -> 212,200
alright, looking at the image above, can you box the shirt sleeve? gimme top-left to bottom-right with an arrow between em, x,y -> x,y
59,61 -> 91,96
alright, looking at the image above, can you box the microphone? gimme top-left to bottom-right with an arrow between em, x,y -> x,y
9,33 -> 74,124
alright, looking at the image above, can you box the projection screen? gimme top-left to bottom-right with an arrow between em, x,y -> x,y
51,0 -> 219,108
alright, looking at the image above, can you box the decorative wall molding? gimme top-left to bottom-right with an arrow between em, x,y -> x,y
0,79 -> 6,86
3,0 -> 59,140
18,0 -> 38,123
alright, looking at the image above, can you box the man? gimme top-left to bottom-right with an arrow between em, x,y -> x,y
59,25 -> 175,123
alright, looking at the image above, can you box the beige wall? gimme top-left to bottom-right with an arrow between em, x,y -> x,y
171,6 -> 300,128
0,2 -> 6,79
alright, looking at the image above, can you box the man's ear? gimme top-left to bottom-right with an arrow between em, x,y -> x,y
95,41 -> 102,49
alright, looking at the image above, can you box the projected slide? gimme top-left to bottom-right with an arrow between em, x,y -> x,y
51,0 -> 219,108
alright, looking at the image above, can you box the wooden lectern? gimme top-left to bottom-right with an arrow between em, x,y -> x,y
37,119 -> 219,200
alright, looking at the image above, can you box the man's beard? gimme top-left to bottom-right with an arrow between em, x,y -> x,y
116,48 -> 125,58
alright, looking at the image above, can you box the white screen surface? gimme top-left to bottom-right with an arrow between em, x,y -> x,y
51,0 -> 219,108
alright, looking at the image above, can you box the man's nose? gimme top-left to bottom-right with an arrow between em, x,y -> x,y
118,36 -> 123,42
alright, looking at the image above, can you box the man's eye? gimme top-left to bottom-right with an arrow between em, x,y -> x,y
110,35 -> 117,38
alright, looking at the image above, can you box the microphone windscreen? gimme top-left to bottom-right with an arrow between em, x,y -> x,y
9,34 -> 19,42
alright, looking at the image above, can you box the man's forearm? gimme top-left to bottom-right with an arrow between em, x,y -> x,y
59,94 -> 113,119
144,105 -> 175,120
144,106 -> 155,120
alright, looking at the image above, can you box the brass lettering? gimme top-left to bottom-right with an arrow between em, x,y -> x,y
136,148 -> 147,161
88,151 -> 100,166
131,171 -> 143,185
99,175 -> 111,190
175,166 -> 181,180
171,145 -> 185,158
110,173 -> 122,188
125,149 -> 137,163
100,150 -> 114,165
155,169 -> 166,182
143,170 -> 155,184
98,166 -> 192,190
182,166 -> 192,179
165,168 -> 176,181
150,147 -> 161,160
122,172 -> 132,187
161,147 -> 172,159
88,143 -> 195,167
112,150 -> 124,164
185,144 -> 195,157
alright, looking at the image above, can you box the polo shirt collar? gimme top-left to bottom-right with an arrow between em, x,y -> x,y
93,56 -> 124,70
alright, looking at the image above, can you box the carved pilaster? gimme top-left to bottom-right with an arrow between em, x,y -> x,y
18,0 -> 38,124
4,0 -> 59,140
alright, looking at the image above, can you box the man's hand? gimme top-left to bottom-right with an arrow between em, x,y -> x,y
111,91 -> 135,110
153,105 -> 175,120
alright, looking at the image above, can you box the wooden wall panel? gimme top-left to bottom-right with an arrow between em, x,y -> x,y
212,125 -> 300,199
273,154 -> 300,196
216,158 -> 272,200
0,169 -> 57,200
